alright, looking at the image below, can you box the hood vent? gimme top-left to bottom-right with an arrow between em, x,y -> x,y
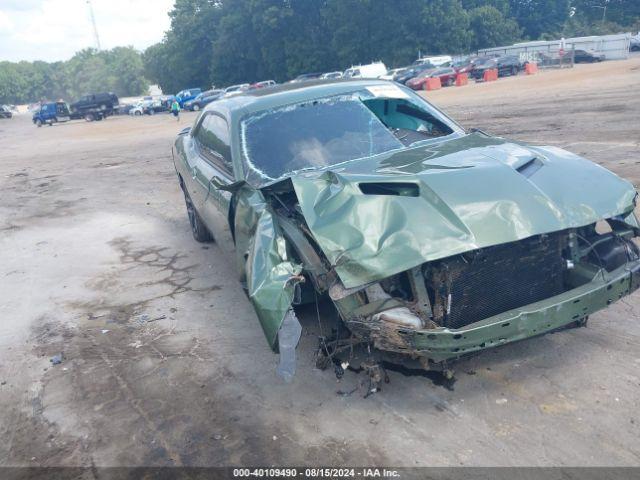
516,156 -> 544,178
359,182 -> 420,197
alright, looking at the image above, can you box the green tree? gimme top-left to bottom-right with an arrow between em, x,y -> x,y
0,47 -> 148,105
509,0 -> 571,39
469,5 -> 522,50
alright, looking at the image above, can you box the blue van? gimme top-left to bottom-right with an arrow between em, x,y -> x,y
175,88 -> 202,108
32,102 -> 71,127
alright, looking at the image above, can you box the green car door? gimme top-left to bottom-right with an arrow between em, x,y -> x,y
190,111 -> 236,252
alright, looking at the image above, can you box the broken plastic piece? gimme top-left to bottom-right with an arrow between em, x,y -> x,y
276,309 -> 302,383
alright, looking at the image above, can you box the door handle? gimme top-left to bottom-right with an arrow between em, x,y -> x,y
210,176 -> 226,189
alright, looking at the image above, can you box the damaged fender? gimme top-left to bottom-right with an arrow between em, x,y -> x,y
234,185 -> 304,361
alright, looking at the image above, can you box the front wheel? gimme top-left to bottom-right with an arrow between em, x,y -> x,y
134,111 -> 142,116
182,185 -> 213,243
193,104 -> 200,111
36,119 -> 42,127
85,113 -> 94,122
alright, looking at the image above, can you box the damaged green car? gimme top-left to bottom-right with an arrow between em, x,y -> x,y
173,79 -> 640,381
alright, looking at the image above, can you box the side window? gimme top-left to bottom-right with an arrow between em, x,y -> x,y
195,113 -> 233,174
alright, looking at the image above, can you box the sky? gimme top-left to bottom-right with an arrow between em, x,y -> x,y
0,0 -> 175,62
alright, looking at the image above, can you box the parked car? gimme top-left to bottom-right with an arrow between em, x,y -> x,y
69,92 -> 119,121
223,84 -> 250,97
451,57 -> 477,74
631,34 -> 640,51
129,99 -> 163,116
174,81 -> 640,381
320,71 -> 343,79
470,56 -> 499,80
0,105 -> 12,119
413,55 -> 452,67
494,55 -> 523,76
250,80 -> 277,89
379,68 -> 404,81
173,79 -> 640,383
405,68 -> 439,89
394,64 -> 434,84
119,103 -> 135,115
430,67 -> 458,86
32,101 -> 71,127
184,90 -> 224,111
175,88 -> 202,108
290,73 -> 323,83
343,62 -> 387,79
572,49 -> 605,63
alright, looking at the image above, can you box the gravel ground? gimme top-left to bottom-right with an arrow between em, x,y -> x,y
1,56 -> 639,468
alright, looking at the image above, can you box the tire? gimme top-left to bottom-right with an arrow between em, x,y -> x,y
36,119 -> 42,127
134,111 -> 142,116
511,67 -> 517,76
447,78 -> 454,87
182,184 -> 213,243
193,104 -> 200,111
149,109 -> 155,115
85,113 -> 94,122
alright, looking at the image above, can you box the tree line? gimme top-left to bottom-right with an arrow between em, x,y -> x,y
1,0 -> 638,104
0,47 -> 147,105
143,0 -> 640,93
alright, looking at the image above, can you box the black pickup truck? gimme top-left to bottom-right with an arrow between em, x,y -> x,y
69,92 -> 119,121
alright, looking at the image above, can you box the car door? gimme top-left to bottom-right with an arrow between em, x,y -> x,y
190,112 -> 236,252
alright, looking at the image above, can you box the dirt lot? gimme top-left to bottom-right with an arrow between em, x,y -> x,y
1,57 -> 639,468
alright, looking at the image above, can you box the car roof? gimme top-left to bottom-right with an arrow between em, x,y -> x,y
202,78 -> 399,120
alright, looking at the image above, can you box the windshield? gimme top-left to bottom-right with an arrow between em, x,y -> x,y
240,88 -> 461,185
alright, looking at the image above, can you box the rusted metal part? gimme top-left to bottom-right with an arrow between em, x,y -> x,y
278,215 -> 330,291
408,266 -> 433,320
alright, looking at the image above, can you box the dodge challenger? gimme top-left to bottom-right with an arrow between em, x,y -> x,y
172,79 -> 640,382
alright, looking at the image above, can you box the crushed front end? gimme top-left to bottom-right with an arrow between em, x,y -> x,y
329,219 -> 640,367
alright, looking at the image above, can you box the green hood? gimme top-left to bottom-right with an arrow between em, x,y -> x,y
290,133 -> 637,289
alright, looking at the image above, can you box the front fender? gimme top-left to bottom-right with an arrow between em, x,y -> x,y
234,186 -> 303,349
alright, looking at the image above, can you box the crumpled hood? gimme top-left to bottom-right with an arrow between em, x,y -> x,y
290,133 -> 637,289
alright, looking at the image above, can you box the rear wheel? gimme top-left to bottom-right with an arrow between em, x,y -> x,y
36,119 -> 42,127
85,113 -> 94,122
193,104 -> 200,111
134,111 -> 142,116
182,183 -> 213,243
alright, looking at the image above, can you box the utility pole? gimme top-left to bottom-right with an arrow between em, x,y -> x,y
87,0 -> 101,50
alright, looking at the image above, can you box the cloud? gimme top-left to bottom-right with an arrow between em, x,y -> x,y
0,0 -> 174,62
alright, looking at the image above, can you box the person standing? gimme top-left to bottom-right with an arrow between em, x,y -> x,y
170,99 -> 181,122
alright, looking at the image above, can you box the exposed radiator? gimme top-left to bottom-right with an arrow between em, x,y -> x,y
425,232 -> 568,329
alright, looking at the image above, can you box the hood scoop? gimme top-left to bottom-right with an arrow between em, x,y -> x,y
358,182 -> 420,197
515,156 -> 544,178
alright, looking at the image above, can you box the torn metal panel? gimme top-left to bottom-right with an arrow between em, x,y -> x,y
234,185 -> 303,349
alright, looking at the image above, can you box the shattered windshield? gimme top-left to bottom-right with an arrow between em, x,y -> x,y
241,93 -> 405,184
241,87 -> 461,185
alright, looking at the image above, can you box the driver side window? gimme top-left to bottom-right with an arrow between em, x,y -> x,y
194,113 -> 233,176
